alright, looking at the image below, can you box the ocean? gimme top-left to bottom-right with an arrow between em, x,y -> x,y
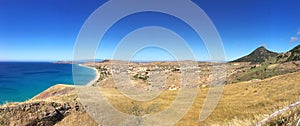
0,62 -> 96,104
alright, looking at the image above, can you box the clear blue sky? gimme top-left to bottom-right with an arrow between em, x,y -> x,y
1,0 -> 300,61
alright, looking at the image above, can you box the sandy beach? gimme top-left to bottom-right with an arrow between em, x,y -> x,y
78,64 -> 100,87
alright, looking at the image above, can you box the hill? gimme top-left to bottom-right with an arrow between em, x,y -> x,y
231,45 -> 300,83
232,46 -> 279,63
276,45 -> 300,62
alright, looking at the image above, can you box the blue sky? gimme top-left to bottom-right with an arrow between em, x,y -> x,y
1,0 -> 300,61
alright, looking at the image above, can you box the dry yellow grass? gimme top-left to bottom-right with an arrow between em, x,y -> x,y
55,112 -> 98,126
99,71 -> 300,125
266,105 -> 300,125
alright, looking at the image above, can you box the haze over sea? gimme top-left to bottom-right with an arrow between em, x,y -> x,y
0,62 -> 96,104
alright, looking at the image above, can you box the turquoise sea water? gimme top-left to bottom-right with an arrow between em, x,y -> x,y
0,62 -> 96,104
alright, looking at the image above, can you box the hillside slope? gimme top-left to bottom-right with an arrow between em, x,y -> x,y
232,61 -> 300,83
277,45 -> 300,62
0,84 -> 97,126
233,46 -> 278,63
231,45 -> 300,83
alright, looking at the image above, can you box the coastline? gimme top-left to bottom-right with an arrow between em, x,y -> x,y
0,63 -> 99,105
78,64 -> 100,87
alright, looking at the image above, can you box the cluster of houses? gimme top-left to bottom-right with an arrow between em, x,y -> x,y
89,61 -> 253,90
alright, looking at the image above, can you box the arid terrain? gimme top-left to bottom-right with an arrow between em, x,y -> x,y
1,45 -> 300,125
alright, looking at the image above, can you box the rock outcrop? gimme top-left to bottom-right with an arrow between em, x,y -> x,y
0,84 -> 89,126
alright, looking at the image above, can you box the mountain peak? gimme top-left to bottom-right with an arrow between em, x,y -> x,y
257,46 -> 267,50
254,46 -> 269,53
233,46 -> 278,63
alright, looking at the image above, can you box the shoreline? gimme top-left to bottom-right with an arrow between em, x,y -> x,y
78,64 -> 100,87
0,64 -> 99,105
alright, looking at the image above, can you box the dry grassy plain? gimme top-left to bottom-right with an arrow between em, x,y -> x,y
95,71 -> 300,125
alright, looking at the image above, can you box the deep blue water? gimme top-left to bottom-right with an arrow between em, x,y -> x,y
0,62 -> 96,104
